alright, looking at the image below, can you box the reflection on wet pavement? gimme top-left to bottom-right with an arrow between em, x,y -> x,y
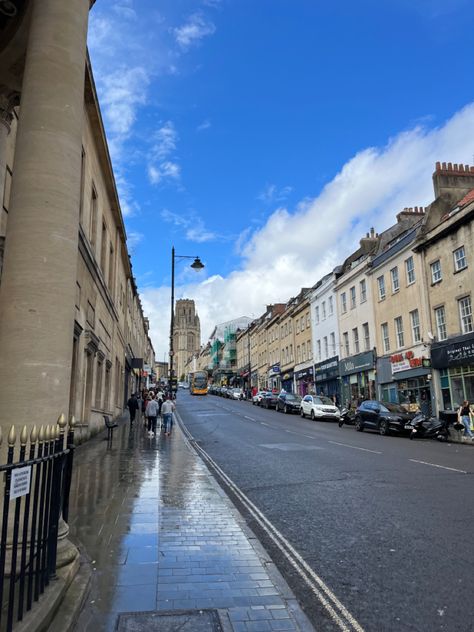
70,415 -> 307,632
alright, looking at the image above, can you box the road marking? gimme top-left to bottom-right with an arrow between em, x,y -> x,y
261,422 -> 270,426
177,414 -> 365,632
328,441 -> 382,455
409,459 -> 467,474
244,416 -> 256,422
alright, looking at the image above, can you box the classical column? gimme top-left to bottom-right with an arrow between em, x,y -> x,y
0,0 -> 90,430
0,90 -> 15,213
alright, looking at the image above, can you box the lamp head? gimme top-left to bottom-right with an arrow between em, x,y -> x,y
191,257 -> 204,270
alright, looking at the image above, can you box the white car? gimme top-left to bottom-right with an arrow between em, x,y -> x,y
229,387 -> 244,400
252,390 -> 268,405
300,395 -> 340,421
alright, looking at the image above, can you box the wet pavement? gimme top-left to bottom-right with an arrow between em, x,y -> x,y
69,412 -> 315,632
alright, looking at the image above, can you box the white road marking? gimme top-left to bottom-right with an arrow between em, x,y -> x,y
177,413 -> 365,632
261,422 -> 270,426
409,459 -> 467,474
328,441 -> 382,455
244,416 -> 256,422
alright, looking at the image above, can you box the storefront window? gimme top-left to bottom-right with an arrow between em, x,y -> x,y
440,365 -> 474,410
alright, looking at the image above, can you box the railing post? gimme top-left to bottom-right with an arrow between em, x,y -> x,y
0,426 -> 14,630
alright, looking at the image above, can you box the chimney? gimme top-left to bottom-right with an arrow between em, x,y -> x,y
396,206 -> 425,222
433,161 -> 474,202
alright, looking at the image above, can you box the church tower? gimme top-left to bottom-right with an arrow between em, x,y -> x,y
173,299 -> 201,380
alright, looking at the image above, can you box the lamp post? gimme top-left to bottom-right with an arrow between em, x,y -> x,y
169,246 -> 204,394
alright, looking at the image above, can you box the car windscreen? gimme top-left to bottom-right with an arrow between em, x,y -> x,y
314,396 -> 334,405
285,394 -> 300,401
380,403 -> 406,413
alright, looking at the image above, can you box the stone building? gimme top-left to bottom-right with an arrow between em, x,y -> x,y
0,2 -> 154,437
173,299 -> 201,380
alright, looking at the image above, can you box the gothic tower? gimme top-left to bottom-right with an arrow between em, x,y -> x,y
173,299 -> 201,380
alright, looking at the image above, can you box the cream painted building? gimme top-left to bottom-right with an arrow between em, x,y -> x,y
292,295 -> 313,396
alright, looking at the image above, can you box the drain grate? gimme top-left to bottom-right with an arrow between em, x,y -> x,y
116,609 -> 223,632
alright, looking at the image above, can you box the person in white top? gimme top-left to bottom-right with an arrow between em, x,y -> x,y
161,396 -> 176,436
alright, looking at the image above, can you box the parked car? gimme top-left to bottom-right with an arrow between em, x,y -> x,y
229,387 -> 244,400
300,395 -> 340,421
260,391 -> 278,409
354,400 -> 414,435
252,390 -> 268,405
276,392 -> 302,414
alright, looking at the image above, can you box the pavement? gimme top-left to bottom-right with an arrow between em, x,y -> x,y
69,408 -> 315,632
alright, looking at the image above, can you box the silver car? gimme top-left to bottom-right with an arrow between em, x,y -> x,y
300,395 -> 340,421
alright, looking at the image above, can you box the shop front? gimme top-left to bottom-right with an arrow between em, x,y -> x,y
339,350 -> 376,408
431,332 -> 474,412
280,370 -> 294,393
267,364 -> 281,391
389,349 -> 432,414
294,363 -> 314,397
313,356 -> 340,404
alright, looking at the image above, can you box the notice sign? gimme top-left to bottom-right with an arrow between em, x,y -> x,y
10,466 -> 32,500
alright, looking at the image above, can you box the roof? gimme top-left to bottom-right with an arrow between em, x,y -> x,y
457,188 -> 474,209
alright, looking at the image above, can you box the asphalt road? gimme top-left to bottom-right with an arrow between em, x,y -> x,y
175,391 -> 474,632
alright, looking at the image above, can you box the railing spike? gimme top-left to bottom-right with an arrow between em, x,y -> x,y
45,425 -> 51,442
30,425 -> 38,444
57,413 -> 67,430
38,425 -> 45,443
8,425 -> 16,447
0,426 -> 2,447
69,415 -> 76,429
20,425 -> 28,446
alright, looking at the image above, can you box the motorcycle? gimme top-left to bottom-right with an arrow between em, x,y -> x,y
405,412 -> 464,441
338,407 -> 355,427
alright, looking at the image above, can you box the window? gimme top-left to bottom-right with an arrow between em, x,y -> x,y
434,306 -> 447,341
302,342 -> 306,361
377,275 -> 386,300
390,267 -> 399,293
315,306 -> 320,324
317,340 -> 321,361
306,313 -> 310,328
322,301 -> 326,319
297,345 -> 301,362
100,222 -> 107,272
352,327 -> 360,354
431,260 -> 442,284
395,316 -> 404,348
108,244 -> 114,292
296,319 -> 300,334
350,286 -> 356,309
330,332 -> 336,356
458,296 -> 473,334
405,256 -> 415,284
410,309 -> 421,344
328,296 -> 334,315
360,279 -> 367,303
362,322 -> 370,351
341,292 -> 347,313
453,246 -> 467,272
381,323 -> 390,353
89,186 -> 98,247
79,148 -> 86,222
301,316 -> 305,331
343,332 -> 349,356
323,336 -> 328,358
290,345 -> 293,361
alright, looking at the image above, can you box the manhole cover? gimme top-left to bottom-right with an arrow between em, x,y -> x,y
117,609 -> 223,631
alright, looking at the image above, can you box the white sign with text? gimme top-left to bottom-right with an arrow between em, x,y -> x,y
10,466 -> 32,500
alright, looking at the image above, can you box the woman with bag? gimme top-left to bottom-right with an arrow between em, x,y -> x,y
458,400 -> 474,441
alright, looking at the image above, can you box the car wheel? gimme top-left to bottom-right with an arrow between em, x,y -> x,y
300,408 -> 305,418
379,419 -> 390,436
310,410 -> 315,421
284,405 -> 288,414
355,417 -> 364,432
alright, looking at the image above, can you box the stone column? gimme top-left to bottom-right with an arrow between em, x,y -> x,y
0,0 -> 90,430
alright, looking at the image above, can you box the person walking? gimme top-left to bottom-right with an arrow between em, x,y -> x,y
127,393 -> 139,425
146,395 -> 159,437
458,400 -> 474,440
161,396 -> 176,436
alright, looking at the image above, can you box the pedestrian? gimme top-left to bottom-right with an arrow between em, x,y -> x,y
141,392 -> 148,424
161,396 -> 176,436
146,395 -> 159,437
156,387 -> 164,416
127,392 -> 139,424
458,400 -> 474,440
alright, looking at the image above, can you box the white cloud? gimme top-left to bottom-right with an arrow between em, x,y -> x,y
197,119 -> 211,132
173,13 -> 216,49
153,121 -> 178,159
142,103 -> 474,360
148,161 -> 181,185
126,230 -> 143,251
160,208 -> 217,243
258,183 -> 293,204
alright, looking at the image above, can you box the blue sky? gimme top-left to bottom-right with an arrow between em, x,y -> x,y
88,0 -> 474,359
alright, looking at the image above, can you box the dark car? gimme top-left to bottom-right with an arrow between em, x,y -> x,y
276,392 -> 302,414
354,400 -> 414,436
260,392 -> 278,409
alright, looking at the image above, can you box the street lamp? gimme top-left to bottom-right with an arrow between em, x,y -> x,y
169,246 -> 204,393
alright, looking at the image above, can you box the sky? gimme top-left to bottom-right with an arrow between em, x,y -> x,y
88,0 -> 474,362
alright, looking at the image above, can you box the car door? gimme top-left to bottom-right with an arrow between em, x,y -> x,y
364,402 -> 380,428
302,395 -> 312,415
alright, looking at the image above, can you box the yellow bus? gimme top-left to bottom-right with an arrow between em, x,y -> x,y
189,371 -> 208,395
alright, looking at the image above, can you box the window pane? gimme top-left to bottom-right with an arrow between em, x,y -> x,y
454,246 -> 467,271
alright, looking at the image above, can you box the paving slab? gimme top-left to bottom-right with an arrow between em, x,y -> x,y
69,413 -> 315,632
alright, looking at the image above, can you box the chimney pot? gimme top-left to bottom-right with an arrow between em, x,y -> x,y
466,165 -> 470,171
471,167 -> 474,173
435,161 -> 441,171
448,162 -> 452,171
459,165 -> 464,172
454,163 -> 458,171
442,162 -> 447,170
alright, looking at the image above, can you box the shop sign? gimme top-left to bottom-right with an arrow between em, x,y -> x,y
281,371 -> 294,381
339,350 -> 375,376
295,366 -> 314,380
272,365 -> 280,374
431,333 -> 474,368
390,352 -> 428,374
314,356 -> 339,382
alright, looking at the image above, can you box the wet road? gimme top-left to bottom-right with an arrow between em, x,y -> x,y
177,391 -> 474,632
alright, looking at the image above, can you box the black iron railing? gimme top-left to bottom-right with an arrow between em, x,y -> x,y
0,415 -> 75,632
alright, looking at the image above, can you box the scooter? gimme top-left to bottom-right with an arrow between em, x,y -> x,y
406,412 -> 464,441
338,407 -> 355,427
